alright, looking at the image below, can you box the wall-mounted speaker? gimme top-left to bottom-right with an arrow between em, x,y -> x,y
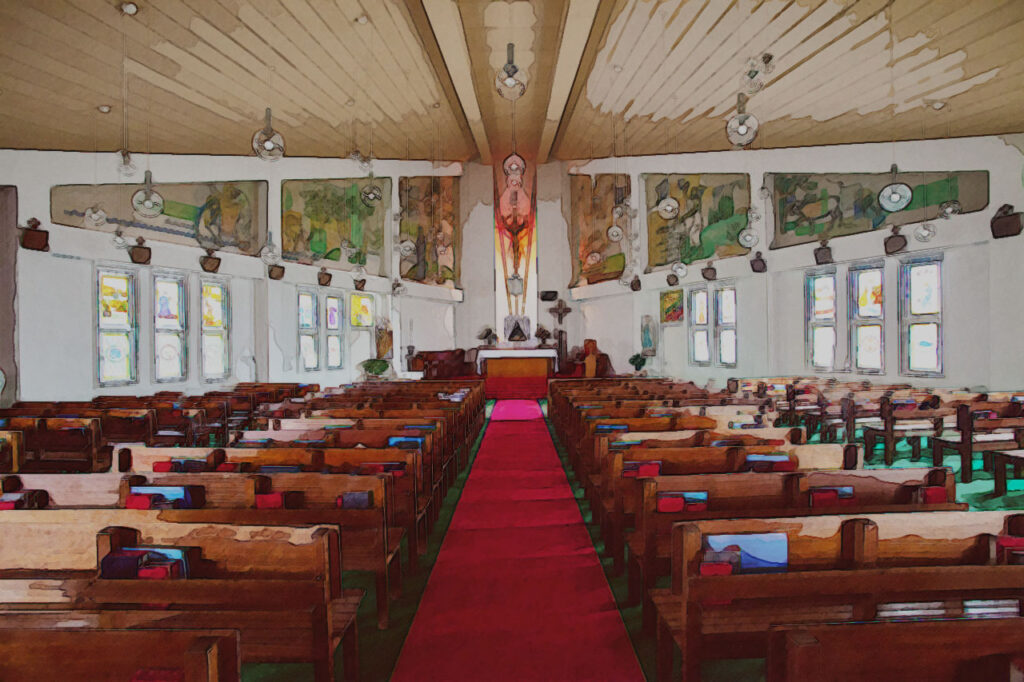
991,204 -> 1023,239
814,240 -> 833,265
539,290 -> 558,301
317,267 -> 332,287
18,218 -> 49,252
199,249 -> 221,273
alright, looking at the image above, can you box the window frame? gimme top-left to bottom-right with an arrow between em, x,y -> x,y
96,266 -> 139,388
899,254 -> 944,377
324,293 -> 344,370
152,271 -> 188,384
713,283 -> 738,368
199,277 -> 231,383
687,286 -> 711,367
805,267 -> 838,371
848,262 -> 885,374
297,288 -> 320,372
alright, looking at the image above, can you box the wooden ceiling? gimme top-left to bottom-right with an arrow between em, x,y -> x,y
0,0 -> 1021,161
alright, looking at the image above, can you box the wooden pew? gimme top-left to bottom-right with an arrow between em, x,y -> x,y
932,402 -> 1024,482
1,418 -> 112,472
0,511 -> 359,681
0,626 -> 241,682
627,467 -> 963,629
862,395 -> 958,465
765,617 -> 1024,682
117,471 -> 401,629
651,510 -> 1024,682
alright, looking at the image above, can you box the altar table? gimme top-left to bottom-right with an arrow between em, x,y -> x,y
477,348 -> 557,400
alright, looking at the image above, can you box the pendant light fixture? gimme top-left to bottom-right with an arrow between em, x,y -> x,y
878,3 -> 912,214
253,107 -> 285,161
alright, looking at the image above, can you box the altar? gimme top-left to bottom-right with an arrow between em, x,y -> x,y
477,348 -> 558,400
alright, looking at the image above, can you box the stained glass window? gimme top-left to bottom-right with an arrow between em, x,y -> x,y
812,276 -> 836,320
153,275 -> 186,382
850,266 -> 884,373
692,329 -> 710,364
350,293 -> 374,328
201,281 -> 230,381
715,287 -> 737,367
807,272 -> 837,370
298,289 -> 319,371
901,259 -> 942,376
812,326 -> 836,369
326,296 -> 343,369
688,285 -> 736,367
856,324 -> 883,370
97,270 -> 137,386
327,335 -> 343,369
908,323 -> 940,372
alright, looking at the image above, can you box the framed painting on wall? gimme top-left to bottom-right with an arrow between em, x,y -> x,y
281,178 -> 390,275
767,170 -> 989,249
643,173 -> 750,270
52,180 -> 268,255
660,290 -> 685,324
398,176 -> 461,288
568,174 -> 631,287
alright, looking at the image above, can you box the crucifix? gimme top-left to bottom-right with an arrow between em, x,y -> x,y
548,299 -> 573,368
549,299 -> 572,325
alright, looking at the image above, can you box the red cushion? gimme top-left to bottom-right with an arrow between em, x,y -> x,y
772,460 -> 797,472
636,462 -> 662,477
137,564 -> 181,580
255,492 -> 284,509
656,496 -> 685,513
699,562 -> 733,576
125,494 -> 154,510
152,461 -> 175,472
215,462 -> 240,472
921,486 -> 947,504
685,502 -> 708,512
810,489 -> 840,507
0,501 -> 16,510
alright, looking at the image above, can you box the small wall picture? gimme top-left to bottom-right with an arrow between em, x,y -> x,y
660,290 -> 685,324
350,293 -> 374,328
641,314 -> 658,357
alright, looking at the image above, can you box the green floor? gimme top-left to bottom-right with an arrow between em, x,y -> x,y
243,412 -> 490,682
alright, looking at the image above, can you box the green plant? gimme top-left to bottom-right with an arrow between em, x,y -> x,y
628,353 -> 646,372
360,358 -> 390,376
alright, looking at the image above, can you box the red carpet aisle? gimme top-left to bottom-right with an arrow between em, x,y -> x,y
390,400 -> 644,681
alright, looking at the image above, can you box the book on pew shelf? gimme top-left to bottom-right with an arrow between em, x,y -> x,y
254,491 -> 303,509
703,533 -> 788,573
656,491 -> 709,513
215,462 -> 243,472
996,536 -> 1024,563
744,453 -> 796,472
388,436 -> 424,449
622,461 -> 662,478
596,424 -> 630,432
610,440 -> 642,448
129,486 -> 203,509
0,490 -> 48,510
913,485 -> 948,504
404,424 -> 436,431
809,486 -> 856,507
123,547 -> 192,578
257,465 -> 304,473
338,491 -> 373,509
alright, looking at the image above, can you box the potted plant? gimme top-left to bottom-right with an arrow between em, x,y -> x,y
359,358 -> 391,382
628,353 -> 647,376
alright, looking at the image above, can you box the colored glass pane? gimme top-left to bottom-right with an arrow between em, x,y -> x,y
909,264 -> 941,315
856,270 -> 883,318
812,326 -> 836,369
909,323 -> 940,372
812,276 -> 835,320
856,324 -> 883,370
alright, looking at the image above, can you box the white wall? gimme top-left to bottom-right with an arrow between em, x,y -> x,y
567,136 -> 1024,390
2,149 -> 461,399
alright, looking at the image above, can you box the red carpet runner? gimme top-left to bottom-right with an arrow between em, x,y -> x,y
390,400 -> 643,681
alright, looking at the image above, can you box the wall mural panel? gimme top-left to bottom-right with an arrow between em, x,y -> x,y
281,178 -> 390,275
643,173 -> 750,270
767,170 -> 990,249
398,176 -> 461,288
569,173 -> 631,287
51,180 -> 268,256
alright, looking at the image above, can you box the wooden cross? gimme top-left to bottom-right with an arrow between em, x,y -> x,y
549,299 -> 573,326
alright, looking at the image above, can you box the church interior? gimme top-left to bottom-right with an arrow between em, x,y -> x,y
2,0 -> 1024,679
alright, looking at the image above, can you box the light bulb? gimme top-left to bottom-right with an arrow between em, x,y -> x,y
890,192 -> 901,202
143,199 -> 154,209
503,76 -> 518,88
737,124 -> 748,135
263,139 -> 275,151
